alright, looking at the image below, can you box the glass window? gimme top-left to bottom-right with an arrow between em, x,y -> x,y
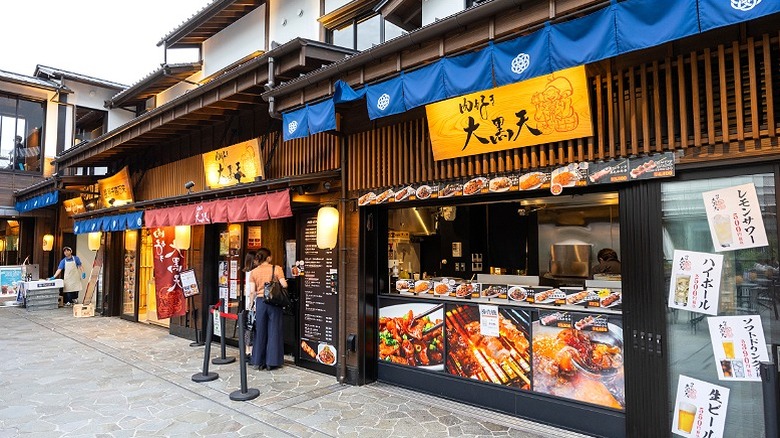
384,19 -> 406,41
356,14 -> 381,50
324,0 -> 352,14
0,93 -> 44,172
661,173 -> 777,438
332,23 -> 354,49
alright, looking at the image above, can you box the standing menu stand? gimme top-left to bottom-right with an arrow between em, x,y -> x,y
181,269 -> 204,347
21,279 -> 64,310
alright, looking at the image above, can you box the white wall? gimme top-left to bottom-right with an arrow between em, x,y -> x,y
422,0 -> 466,26
156,71 -> 203,107
268,0 -> 320,45
203,5 -> 267,78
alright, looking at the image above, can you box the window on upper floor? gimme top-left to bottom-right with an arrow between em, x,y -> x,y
328,12 -> 407,50
0,93 -> 45,173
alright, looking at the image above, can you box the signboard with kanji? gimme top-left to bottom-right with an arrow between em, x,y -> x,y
667,250 -> 724,316
672,375 -> 729,438
702,183 -> 768,252
707,315 -> 769,382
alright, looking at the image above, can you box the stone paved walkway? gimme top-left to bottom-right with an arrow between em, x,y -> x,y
0,306 -> 593,437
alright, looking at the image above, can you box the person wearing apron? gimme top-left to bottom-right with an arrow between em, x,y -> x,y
50,247 -> 85,306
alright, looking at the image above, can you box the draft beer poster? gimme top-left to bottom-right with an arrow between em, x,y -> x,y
672,375 -> 729,438
706,315 -> 769,382
667,250 -> 723,316
702,183 -> 768,252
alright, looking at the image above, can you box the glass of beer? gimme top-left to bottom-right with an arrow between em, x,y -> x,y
722,340 -> 735,359
677,402 -> 697,433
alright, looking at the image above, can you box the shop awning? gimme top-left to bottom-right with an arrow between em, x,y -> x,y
74,211 -> 143,234
143,191 -> 292,228
281,0 -> 780,141
15,191 -> 58,213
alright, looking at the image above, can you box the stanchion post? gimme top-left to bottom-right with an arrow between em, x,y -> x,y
189,295 -> 204,347
191,302 -> 219,382
230,310 -> 260,401
760,360 -> 778,438
212,300 -> 236,365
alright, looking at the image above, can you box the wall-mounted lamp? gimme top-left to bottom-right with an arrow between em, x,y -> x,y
316,206 -> 339,250
173,225 -> 191,250
88,231 -> 102,251
42,234 -> 54,252
184,181 -> 195,194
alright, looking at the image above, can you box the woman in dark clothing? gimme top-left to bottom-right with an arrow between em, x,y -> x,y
249,248 -> 287,370
592,248 -> 621,275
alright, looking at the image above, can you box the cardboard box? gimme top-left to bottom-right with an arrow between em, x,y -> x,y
73,303 -> 95,318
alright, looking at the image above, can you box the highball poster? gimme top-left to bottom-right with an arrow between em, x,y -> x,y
152,227 -> 187,319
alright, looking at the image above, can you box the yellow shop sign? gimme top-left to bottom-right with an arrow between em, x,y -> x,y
202,138 -> 264,189
426,65 -> 593,161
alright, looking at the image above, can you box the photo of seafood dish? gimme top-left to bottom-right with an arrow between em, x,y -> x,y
439,183 -> 462,198
589,166 -> 612,183
379,304 -> 444,369
395,280 -> 410,291
394,186 -> 414,202
358,192 -> 376,206
463,177 -> 487,195
301,340 -> 317,359
533,324 -> 625,409
414,280 -> 431,293
518,172 -> 546,190
455,283 -> 475,298
508,286 -> 527,301
433,282 -> 450,295
489,176 -> 512,192
415,185 -> 432,199
446,305 -> 531,389
375,188 -> 394,204
566,291 -> 592,305
630,160 -> 657,178
600,293 -> 621,308
317,344 -> 337,365
480,285 -> 503,298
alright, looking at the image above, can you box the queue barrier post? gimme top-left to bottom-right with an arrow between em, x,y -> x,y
229,310 -> 260,401
212,299 -> 236,365
191,301 -> 220,382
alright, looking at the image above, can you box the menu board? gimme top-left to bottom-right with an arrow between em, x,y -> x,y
532,310 -> 625,410
672,375 -> 730,438
299,213 -> 339,367
0,266 -> 23,296
702,182 -> 769,252
667,250 -> 724,316
706,315 -> 769,382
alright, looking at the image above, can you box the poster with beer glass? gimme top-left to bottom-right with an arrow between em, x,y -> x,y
667,250 -> 724,316
706,315 -> 769,381
672,375 -> 729,438
702,183 -> 768,252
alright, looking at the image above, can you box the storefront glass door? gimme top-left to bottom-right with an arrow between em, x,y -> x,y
661,173 -> 777,437
121,230 -> 138,318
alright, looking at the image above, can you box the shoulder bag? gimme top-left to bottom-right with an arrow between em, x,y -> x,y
264,265 -> 290,308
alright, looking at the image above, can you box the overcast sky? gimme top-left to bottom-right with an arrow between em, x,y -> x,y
0,0 -> 213,86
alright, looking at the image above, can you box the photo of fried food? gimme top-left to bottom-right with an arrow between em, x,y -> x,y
416,185 -> 432,199
414,281 -> 431,293
301,341 -> 317,358
455,283 -> 474,298
463,178 -> 486,195
519,172 -> 545,190
375,188 -> 394,204
379,305 -> 444,368
489,177 -> 512,192
358,192 -> 376,206
318,344 -> 336,365
434,282 -> 450,295
552,171 -> 575,186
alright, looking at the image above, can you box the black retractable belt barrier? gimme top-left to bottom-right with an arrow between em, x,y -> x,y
191,302 -> 220,382
229,310 -> 260,401
189,295 -> 204,347
761,359 -> 778,438
212,300 -> 236,365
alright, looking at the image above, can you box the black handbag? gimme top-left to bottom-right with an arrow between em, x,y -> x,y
264,266 -> 290,308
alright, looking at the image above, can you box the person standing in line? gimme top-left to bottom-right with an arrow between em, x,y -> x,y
249,247 -> 287,370
242,251 -> 258,359
50,247 -> 86,306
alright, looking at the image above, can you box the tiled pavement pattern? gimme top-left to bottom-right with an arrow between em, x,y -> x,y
0,306 -> 593,437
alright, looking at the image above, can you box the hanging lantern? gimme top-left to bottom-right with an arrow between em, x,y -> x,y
316,206 -> 339,250
174,225 -> 191,250
42,234 -> 54,251
88,232 -> 102,251
0,239 -> 5,252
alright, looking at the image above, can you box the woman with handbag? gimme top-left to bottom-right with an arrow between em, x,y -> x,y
249,247 -> 288,370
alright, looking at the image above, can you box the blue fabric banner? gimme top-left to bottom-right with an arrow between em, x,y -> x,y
699,0 -> 780,32
617,0 -> 699,54
107,215 -> 124,232
333,80 -> 366,103
282,106 -> 309,141
308,99 -> 337,135
550,5 -> 618,71
492,27 -> 551,86
126,212 -> 144,230
15,191 -> 59,212
366,75 -> 406,120
403,62 -> 447,109
442,47 -> 494,97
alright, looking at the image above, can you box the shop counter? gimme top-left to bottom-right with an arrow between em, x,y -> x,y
21,279 -> 64,311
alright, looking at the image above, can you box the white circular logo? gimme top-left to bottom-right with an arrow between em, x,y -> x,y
377,93 -> 391,111
511,53 -> 531,75
731,0 -> 761,11
137,217 -> 142,226
288,120 -> 298,134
